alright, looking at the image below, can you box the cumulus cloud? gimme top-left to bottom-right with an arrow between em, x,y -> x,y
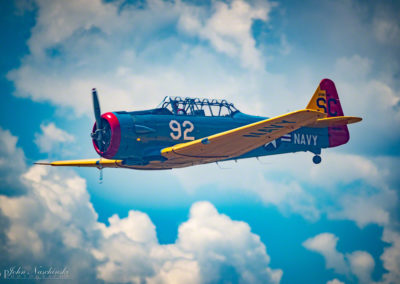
0,129 -> 282,283
176,202 -> 282,283
178,0 -> 272,69
347,251 -> 375,284
173,151 -> 398,229
373,17 -> 400,46
173,156 -> 320,221
34,122 -> 75,153
326,279 -> 345,284
0,170 -> 282,283
327,194 -> 392,228
7,0 -> 276,116
302,233 -> 348,274
0,127 -> 26,195
304,230 -> 400,284
0,130 -> 392,283
94,201 -> 282,283
331,54 -> 400,152
380,228 -> 400,284
333,55 -> 400,119
303,233 -> 376,284
372,7 -> 400,46
0,164 -> 99,281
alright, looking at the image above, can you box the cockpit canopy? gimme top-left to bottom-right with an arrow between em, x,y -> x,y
158,96 -> 239,117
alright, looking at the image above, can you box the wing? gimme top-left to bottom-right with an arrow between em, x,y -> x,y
161,109 -> 325,166
35,159 -> 122,168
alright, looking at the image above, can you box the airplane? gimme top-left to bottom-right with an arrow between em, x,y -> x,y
36,79 -> 362,171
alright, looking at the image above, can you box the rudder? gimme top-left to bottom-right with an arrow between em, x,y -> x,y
306,79 -> 349,147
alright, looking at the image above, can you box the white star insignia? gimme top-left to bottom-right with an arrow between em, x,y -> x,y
265,140 -> 277,148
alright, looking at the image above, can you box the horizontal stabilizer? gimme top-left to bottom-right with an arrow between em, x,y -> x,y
307,116 -> 362,128
35,159 -> 122,168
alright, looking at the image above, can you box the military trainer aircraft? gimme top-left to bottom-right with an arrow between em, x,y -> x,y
36,79 -> 361,170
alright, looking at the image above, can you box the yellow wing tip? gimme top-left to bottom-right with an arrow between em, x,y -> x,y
34,159 -> 123,168
34,162 -> 52,166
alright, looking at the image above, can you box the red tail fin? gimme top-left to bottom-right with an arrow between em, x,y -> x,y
307,79 -> 349,147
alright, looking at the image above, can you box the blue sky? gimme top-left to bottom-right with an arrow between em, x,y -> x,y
0,0 -> 399,283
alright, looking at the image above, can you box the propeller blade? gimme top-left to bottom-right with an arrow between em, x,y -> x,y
92,88 -> 102,131
92,88 -> 103,151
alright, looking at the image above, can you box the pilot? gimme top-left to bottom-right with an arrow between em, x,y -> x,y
173,102 -> 186,115
177,107 -> 186,115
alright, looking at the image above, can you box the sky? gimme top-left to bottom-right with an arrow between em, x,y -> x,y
0,0 -> 399,283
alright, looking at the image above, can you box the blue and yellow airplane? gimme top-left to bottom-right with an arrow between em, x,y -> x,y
37,79 -> 361,170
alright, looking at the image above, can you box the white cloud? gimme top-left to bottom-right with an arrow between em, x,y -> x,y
176,201 -> 282,283
302,233 -> 348,274
327,194 -> 392,228
94,200 -> 282,283
303,233 -> 377,284
372,11 -> 400,46
331,55 -> 400,150
8,0 -> 276,116
178,0 -> 273,69
1,125 -> 399,284
26,0 -> 120,57
334,55 -> 372,81
326,279 -> 345,284
0,133 -> 282,283
0,127 -> 26,195
380,228 -> 400,284
333,55 -> 400,113
173,151 -> 398,228
347,251 -> 375,284
173,157 -> 319,221
0,164 -> 99,279
34,122 -> 75,153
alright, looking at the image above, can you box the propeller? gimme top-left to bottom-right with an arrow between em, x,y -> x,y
91,88 -> 105,183
91,88 -> 104,151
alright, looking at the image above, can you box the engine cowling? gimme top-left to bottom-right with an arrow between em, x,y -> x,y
92,112 -> 122,159
92,112 -> 150,160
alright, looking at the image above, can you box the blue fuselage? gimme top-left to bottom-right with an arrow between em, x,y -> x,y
107,110 -> 329,164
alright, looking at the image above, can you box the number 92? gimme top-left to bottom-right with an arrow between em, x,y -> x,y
169,120 -> 195,140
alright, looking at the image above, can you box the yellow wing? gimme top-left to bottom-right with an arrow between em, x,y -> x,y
161,109 -> 325,166
35,159 -> 122,168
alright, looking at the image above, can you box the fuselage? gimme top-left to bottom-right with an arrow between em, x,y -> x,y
93,108 -> 331,169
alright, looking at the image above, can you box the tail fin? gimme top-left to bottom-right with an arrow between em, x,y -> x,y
306,79 -> 349,147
